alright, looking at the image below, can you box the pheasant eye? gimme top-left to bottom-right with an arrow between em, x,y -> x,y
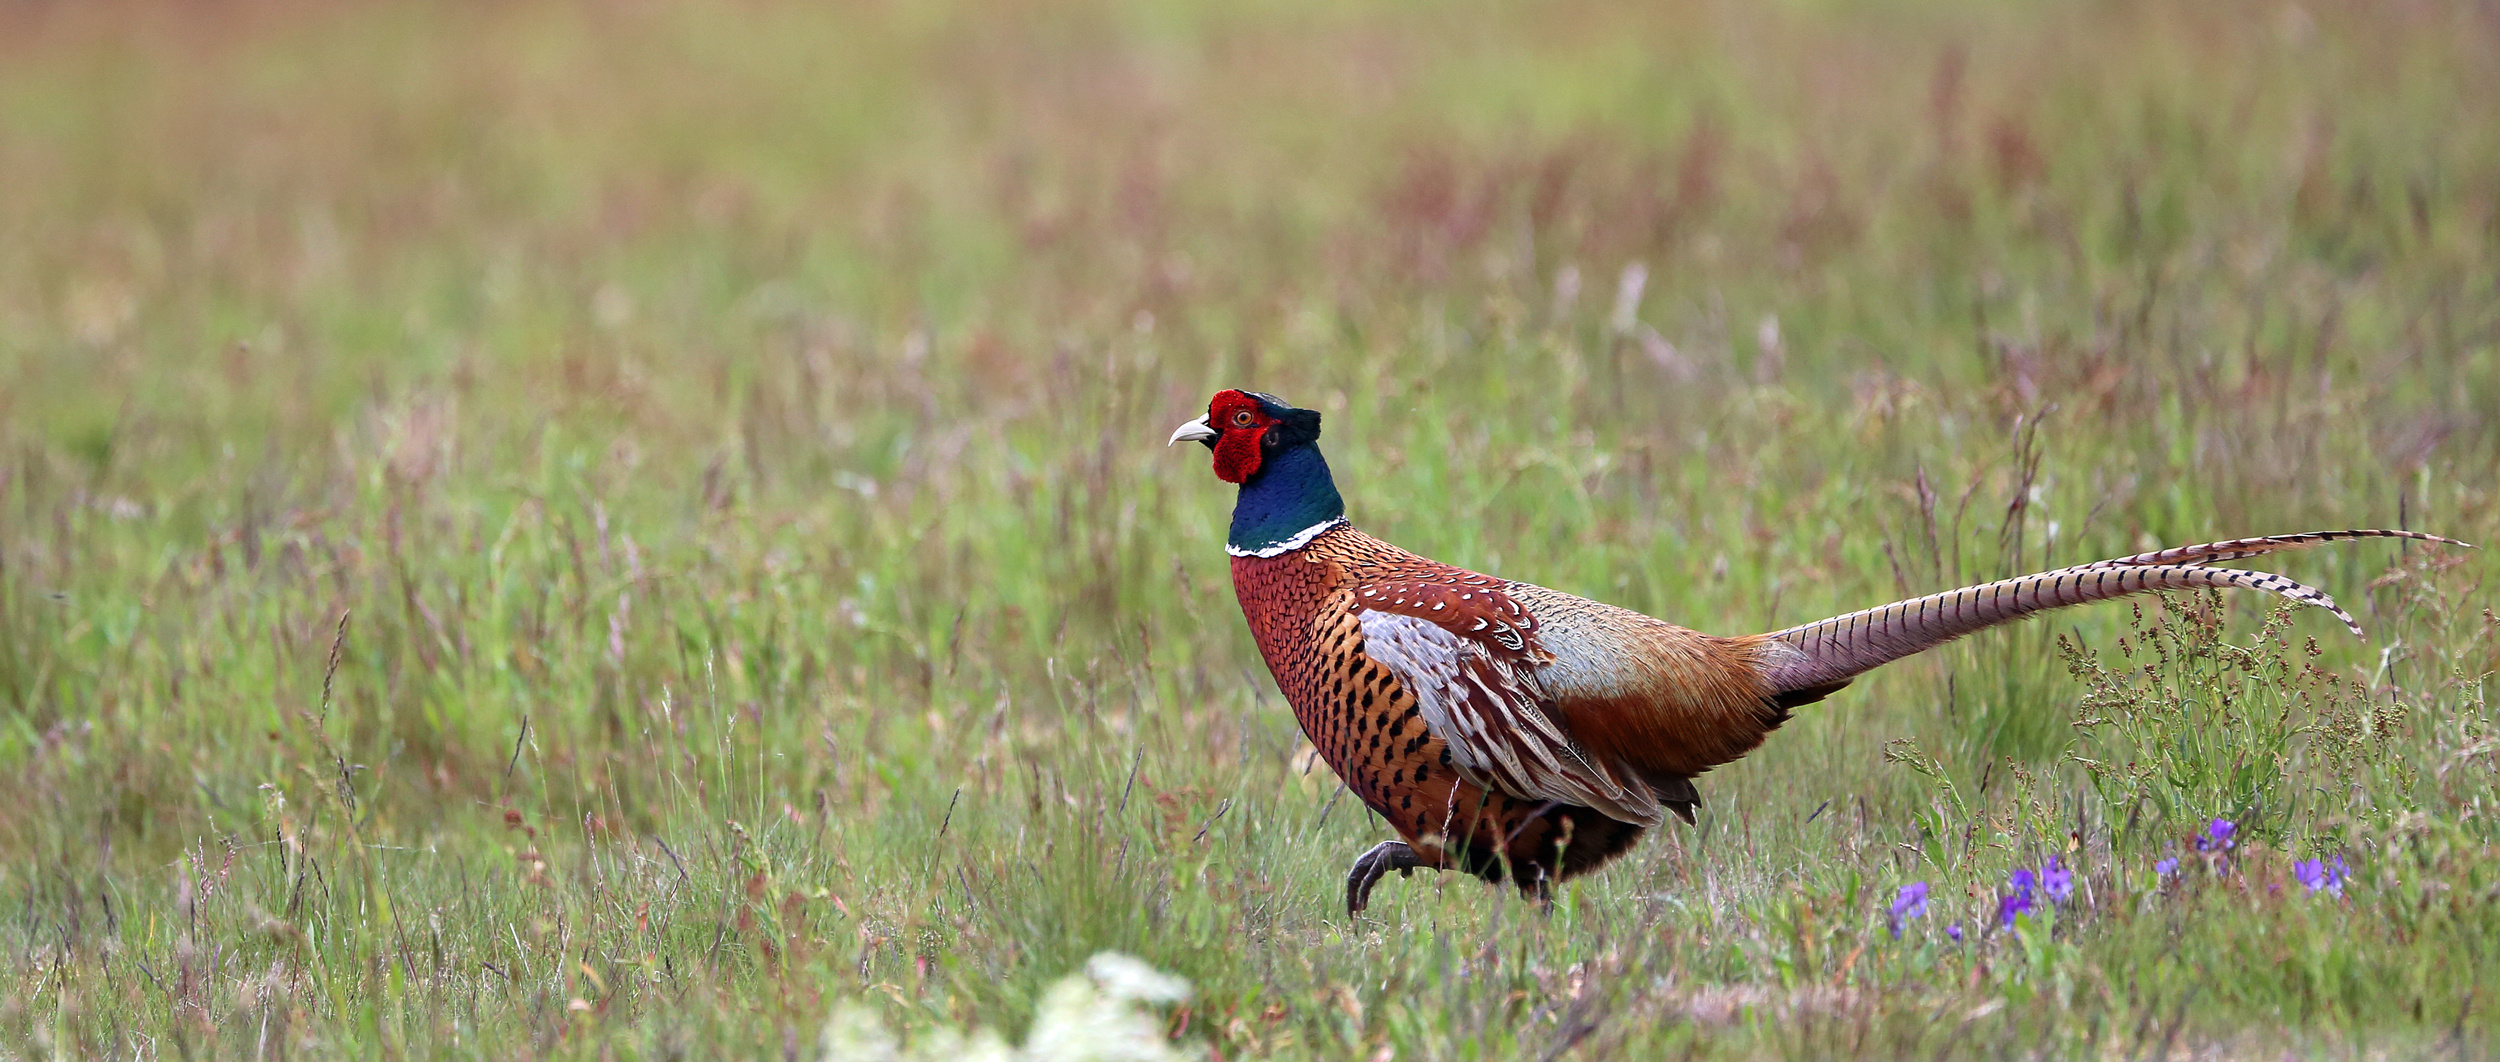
1231,410 -> 1256,428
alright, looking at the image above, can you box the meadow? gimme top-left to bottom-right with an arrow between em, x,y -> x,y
2,0 -> 2497,1056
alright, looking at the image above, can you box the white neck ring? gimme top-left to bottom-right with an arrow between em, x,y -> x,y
1226,518 -> 1345,558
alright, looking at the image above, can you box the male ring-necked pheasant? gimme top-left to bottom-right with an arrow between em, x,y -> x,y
1170,389 -> 2466,914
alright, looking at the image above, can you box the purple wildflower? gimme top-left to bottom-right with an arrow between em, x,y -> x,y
2196,818 -> 2237,852
2295,856 -> 2350,897
1998,889 -> 2035,928
1946,923 -> 1963,943
1889,881 -> 1929,938
2154,856 -> 2180,881
1892,882 -> 1930,921
1998,865 -> 2043,928
2043,859 -> 2074,904
2009,868 -> 2037,895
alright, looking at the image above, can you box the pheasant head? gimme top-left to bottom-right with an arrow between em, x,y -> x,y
1170,390 -> 1345,557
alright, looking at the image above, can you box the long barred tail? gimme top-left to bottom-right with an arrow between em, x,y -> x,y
1751,529 -> 2469,701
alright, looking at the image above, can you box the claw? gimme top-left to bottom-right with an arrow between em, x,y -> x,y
1527,868 -> 1555,913
1346,840 -> 1423,916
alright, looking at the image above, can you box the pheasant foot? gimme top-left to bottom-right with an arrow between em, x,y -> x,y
1346,840 -> 1424,915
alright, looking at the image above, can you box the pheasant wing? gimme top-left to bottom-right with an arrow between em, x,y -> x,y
1353,578 -> 1663,829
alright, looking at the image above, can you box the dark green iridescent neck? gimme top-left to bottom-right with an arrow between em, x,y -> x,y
1227,444 -> 1346,557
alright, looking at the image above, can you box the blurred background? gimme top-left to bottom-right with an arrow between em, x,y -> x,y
2,0 -> 2496,1056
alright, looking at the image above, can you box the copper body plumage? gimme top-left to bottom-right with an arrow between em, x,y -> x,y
1232,526 -> 1782,894
1174,390 -> 2468,914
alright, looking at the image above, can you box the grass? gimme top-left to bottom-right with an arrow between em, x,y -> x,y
2,0 -> 2497,1056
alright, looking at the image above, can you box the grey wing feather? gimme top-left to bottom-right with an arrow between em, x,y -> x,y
1357,610 -> 1661,828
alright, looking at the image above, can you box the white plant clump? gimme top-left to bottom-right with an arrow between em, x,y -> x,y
819,952 -> 1202,1062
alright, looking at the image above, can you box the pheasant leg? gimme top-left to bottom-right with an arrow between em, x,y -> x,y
1345,840 -> 1424,915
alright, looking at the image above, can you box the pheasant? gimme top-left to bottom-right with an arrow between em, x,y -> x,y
1169,389 -> 2466,915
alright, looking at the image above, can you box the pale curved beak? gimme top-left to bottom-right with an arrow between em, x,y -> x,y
1167,414 -> 1216,447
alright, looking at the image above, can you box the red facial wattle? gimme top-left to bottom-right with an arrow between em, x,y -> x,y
1212,423 -> 1267,482
1205,389 -> 1275,483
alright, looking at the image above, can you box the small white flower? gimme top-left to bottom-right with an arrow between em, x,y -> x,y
816,953 -> 1198,1062
911,1027 -> 1014,1062
817,1002 -> 900,1062
1085,952 -> 1192,1005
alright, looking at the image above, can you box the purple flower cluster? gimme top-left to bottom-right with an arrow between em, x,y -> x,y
1998,858 -> 2076,928
2043,861 -> 2074,903
2295,856 -> 2351,897
2195,818 -> 2237,852
2165,817 -> 2364,900
1998,888 -> 2033,927
1879,820 -> 2356,949
1889,882 -> 1929,938
1880,819 -> 2350,944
